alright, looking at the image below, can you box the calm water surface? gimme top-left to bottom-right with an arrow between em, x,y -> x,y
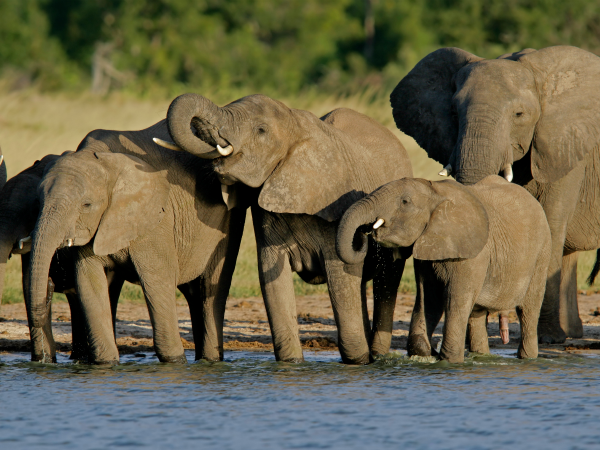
1,349 -> 599,449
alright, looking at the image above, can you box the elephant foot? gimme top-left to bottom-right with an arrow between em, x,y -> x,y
370,332 -> 392,357
92,358 -> 120,366
158,353 -> 188,364
277,357 -> 305,363
340,351 -> 372,365
31,353 -> 56,364
537,323 -> 566,344
439,349 -> 464,364
407,335 -> 432,357
562,318 -> 583,339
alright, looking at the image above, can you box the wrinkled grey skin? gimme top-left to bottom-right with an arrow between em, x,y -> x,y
391,45 -> 600,344
0,154 -> 126,362
27,121 -> 245,364
164,94 -> 412,364
337,176 -> 551,363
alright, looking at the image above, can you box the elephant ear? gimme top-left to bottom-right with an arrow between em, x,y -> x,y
413,180 -> 488,261
258,109 -> 411,222
390,47 -> 483,165
93,153 -> 169,256
517,46 -> 600,183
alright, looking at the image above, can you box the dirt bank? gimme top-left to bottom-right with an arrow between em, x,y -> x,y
2,293 -> 600,358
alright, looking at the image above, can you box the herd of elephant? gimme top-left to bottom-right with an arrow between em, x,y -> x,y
2,44 -> 600,365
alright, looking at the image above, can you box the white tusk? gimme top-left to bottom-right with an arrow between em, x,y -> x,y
0,154 -> 3,165
438,164 -> 452,177
503,164 -> 513,183
19,236 -> 31,250
66,238 -> 73,247
153,137 -> 182,151
373,218 -> 385,229
217,144 -> 234,156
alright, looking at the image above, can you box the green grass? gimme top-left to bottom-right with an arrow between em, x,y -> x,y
1,88 -> 599,305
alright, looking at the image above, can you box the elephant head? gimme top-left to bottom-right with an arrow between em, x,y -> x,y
336,178 -> 489,265
157,94 -> 411,222
391,46 -> 600,185
27,151 -> 169,328
0,155 -> 62,304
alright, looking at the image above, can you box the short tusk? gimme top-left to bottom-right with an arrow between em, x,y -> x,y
438,164 -> 452,177
19,236 -> 31,250
0,154 -> 3,165
373,218 -> 385,229
217,144 -> 234,156
153,137 -> 182,151
503,164 -> 513,183
66,238 -> 73,247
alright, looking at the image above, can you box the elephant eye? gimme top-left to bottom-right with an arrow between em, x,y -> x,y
82,202 -> 92,209
515,111 -> 524,117
256,125 -> 267,135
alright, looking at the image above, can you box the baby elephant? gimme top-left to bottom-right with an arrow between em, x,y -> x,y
337,176 -> 551,363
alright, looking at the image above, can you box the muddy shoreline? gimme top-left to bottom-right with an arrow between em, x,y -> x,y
3,293 -> 600,358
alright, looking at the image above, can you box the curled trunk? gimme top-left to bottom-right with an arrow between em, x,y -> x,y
166,93 -> 229,158
336,198 -> 379,265
27,200 -> 72,328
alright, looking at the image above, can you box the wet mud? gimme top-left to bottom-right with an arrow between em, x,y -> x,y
2,293 -> 600,357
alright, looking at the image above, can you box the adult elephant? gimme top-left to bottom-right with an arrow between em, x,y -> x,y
156,94 -> 412,364
27,121 -> 246,364
0,154 -> 125,362
390,45 -> 600,344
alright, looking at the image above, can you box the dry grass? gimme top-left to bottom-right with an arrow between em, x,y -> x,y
0,88 -> 597,305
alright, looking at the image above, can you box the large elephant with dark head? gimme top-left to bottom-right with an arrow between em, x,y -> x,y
0,154 -> 125,362
26,121 -> 246,364
390,45 -> 600,343
156,94 -> 413,364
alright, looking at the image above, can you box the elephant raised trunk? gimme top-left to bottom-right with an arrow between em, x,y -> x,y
27,198 -> 73,328
336,197 -> 380,265
166,93 -> 233,159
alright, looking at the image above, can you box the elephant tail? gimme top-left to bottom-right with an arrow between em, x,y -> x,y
587,249 -> 600,286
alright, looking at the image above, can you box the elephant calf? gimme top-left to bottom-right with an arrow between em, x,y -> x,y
337,175 -> 551,363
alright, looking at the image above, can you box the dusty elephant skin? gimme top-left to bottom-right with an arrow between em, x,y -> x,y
0,154 -> 126,362
161,94 -> 412,364
26,121 -> 246,364
337,176 -> 551,363
391,45 -> 600,344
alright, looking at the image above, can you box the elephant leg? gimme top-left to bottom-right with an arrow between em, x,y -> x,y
106,270 -> 125,338
536,164 -> 584,344
131,247 -> 186,364
179,280 -> 206,361
257,246 -> 304,362
439,293 -> 477,364
22,254 -> 56,363
466,308 -> 489,354
192,220 -> 243,362
253,207 -> 303,363
559,251 -> 583,338
66,293 -> 89,361
75,248 -> 119,364
371,254 -> 404,356
517,257 -> 547,359
323,253 -> 371,365
407,260 -> 445,357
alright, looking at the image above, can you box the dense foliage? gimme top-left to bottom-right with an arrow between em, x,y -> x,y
3,0 -> 600,95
